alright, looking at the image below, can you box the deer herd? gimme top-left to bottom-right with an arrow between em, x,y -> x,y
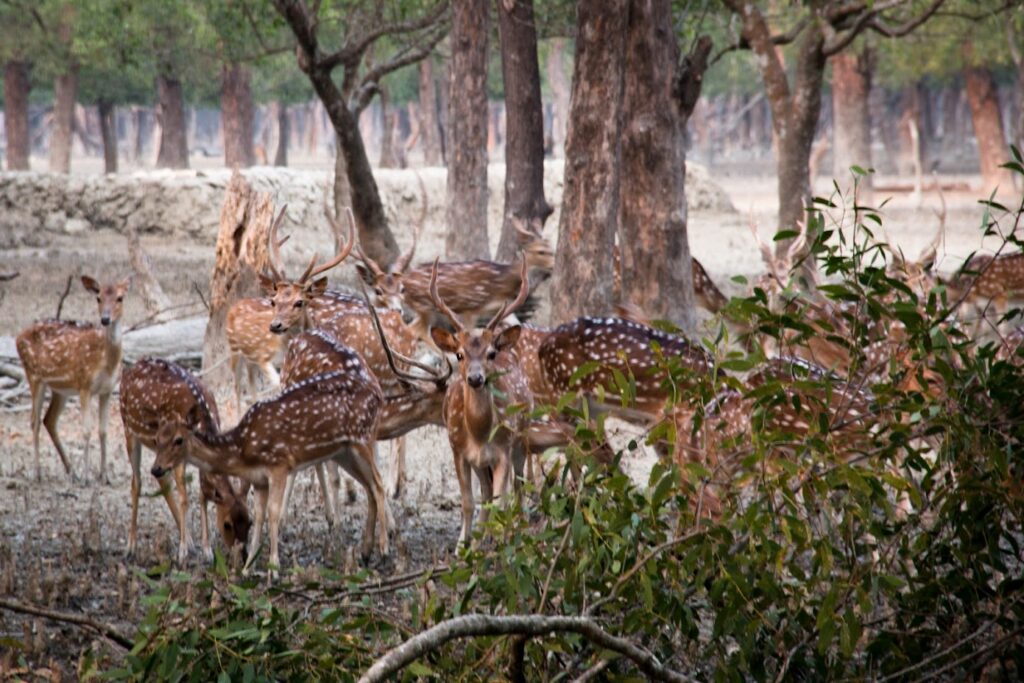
12,192 -> 1024,577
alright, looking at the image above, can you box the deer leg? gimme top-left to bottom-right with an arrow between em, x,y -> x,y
42,392 -> 74,480
28,382 -> 45,481
325,462 -> 342,520
476,465 -> 495,531
244,485 -> 269,576
126,436 -> 142,559
230,353 -> 245,415
96,392 -> 112,485
199,490 -> 213,562
314,463 -> 338,527
336,445 -> 390,559
454,455 -> 475,548
259,362 -> 280,395
280,472 -> 296,526
390,436 -> 407,500
78,391 -> 94,482
265,472 -> 289,579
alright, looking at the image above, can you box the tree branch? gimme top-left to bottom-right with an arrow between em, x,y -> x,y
0,598 -> 133,650
865,0 -> 946,38
822,0 -> 946,56
358,614 -> 695,683
320,0 -> 449,71
710,16 -> 808,66
352,25 -> 449,114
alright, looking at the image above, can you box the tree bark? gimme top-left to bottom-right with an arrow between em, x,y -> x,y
445,0 -> 491,260
378,86 -> 400,168
552,0 -> 628,324
963,45 -> 1014,195
3,61 -> 31,170
156,74 -> 189,169
495,0 -> 552,262
98,99 -> 118,173
831,48 -> 872,190
418,59 -> 443,165
49,67 -> 78,174
618,5 -> 705,331
222,63 -> 255,168
274,102 -> 289,166
546,39 -> 571,159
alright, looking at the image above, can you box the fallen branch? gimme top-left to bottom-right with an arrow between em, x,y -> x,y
358,614 -> 694,683
0,362 -> 26,381
0,597 -> 133,650
0,271 -> 19,282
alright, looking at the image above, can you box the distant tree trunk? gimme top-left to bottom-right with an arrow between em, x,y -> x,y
445,0 -> 491,260
831,48 -> 872,190
156,74 -> 189,169
552,0 -> 627,324
1009,25 -> 1024,158
418,59 -> 442,165
378,86 -> 400,168
49,67 -> 79,173
222,63 -> 255,168
963,44 -> 1014,194
547,39 -> 571,158
3,61 -> 31,170
98,99 -> 118,173
495,0 -> 552,262
898,86 -> 924,201
274,102 -> 289,167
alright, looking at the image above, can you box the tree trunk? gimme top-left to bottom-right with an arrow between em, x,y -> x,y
378,86 -> 400,168
156,74 -> 189,169
831,49 -> 872,190
418,59 -> 443,165
98,99 -> 118,173
274,102 -> 289,166
445,0 -> 491,260
3,61 -> 31,170
49,67 -> 78,174
495,0 -> 552,262
963,47 -> 1014,194
552,0 -> 627,324
222,63 -> 255,168
617,0 -> 699,330
546,39 -> 571,159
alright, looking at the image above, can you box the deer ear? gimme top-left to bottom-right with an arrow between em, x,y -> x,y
118,275 -> 133,291
185,403 -> 204,430
258,272 -> 276,295
307,277 -> 328,296
430,326 -> 460,354
355,263 -> 374,285
81,275 -> 100,293
495,324 -> 521,351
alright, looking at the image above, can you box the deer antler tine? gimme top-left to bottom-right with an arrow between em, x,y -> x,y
268,204 -> 290,281
297,252 -> 320,283
428,258 -> 464,333
787,220 -> 808,267
359,280 -> 451,385
748,214 -> 775,271
304,205 -> 357,282
487,258 -> 530,330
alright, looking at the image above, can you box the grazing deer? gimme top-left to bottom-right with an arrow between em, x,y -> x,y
428,259 -> 533,546
389,219 -> 552,343
612,244 -> 728,315
120,358 -> 251,564
16,275 -> 131,483
152,365 -> 389,576
942,252 -> 1024,331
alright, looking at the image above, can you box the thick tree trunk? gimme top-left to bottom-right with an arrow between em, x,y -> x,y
495,0 -> 552,262
222,63 -> 255,168
963,50 -> 1014,194
274,102 -> 289,167
445,0 -> 491,260
156,74 -> 190,169
49,67 -> 78,174
3,61 -> 31,170
546,39 -> 571,159
98,99 -> 118,173
418,59 -> 443,165
552,0 -> 627,324
618,0 -> 698,330
831,49 -> 872,189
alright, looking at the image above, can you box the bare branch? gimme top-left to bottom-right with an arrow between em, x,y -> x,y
358,614 -> 696,683
710,16 -> 808,65
822,0 -> 946,56
55,274 -> 73,320
866,0 -> 946,38
0,597 -> 133,649
320,1 -> 449,71
357,24 -> 449,93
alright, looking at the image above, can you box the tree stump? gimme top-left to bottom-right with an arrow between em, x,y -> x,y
201,171 -> 277,422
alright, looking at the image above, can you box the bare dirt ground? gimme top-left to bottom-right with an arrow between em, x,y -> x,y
0,165 -> 1010,678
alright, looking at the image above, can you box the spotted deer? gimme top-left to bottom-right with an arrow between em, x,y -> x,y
942,252 -> 1024,331
16,275 -> 131,483
428,259 -> 533,546
120,358 -> 251,564
612,244 -> 728,315
151,363 -> 389,576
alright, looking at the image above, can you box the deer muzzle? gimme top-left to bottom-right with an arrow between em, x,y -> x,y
100,315 -> 111,326
151,464 -> 168,478
467,372 -> 486,388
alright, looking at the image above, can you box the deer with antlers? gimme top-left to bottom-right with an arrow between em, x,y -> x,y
120,358 -> 251,564
427,259 -> 533,546
16,275 -> 131,483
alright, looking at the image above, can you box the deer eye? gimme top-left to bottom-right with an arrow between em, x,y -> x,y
294,300 -> 303,308
487,350 -> 497,361
456,352 -> 464,362
375,288 -> 384,296
173,436 -> 184,446
223,521 -> 233,532
117,296 -> 123,303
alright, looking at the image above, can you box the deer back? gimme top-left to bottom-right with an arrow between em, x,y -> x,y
317,308 -> 422,388
950,252 -> 1024,301
402,260 -> 536,328
120,358 -> 220,448
692,258 -> 729,313
17,320 -> 111,393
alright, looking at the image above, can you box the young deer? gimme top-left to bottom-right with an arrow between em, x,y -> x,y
120,358 -> 251,564
943,252 -> 1024,330
16,275 -> 131,483
428,259 -> 533,546
152,365 -> 389,576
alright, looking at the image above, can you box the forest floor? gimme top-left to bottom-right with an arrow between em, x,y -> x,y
0,166 -> 1013,678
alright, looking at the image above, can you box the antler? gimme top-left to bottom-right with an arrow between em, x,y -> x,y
919,182 -> 946,267
428,258 -> 466,333
305,202 -> 357,282
748,214 -> 777,276
486,259 -> 530,330
359,281 -> 451,386
267,204 -> 291,281
786,220 -> 809,269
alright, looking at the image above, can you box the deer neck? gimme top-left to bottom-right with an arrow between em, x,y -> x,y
461,381 -> 495,445
188,429 -> 244,476
102,319 -> 124,378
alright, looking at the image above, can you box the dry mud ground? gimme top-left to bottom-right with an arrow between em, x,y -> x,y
0,169 -> 1011,678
